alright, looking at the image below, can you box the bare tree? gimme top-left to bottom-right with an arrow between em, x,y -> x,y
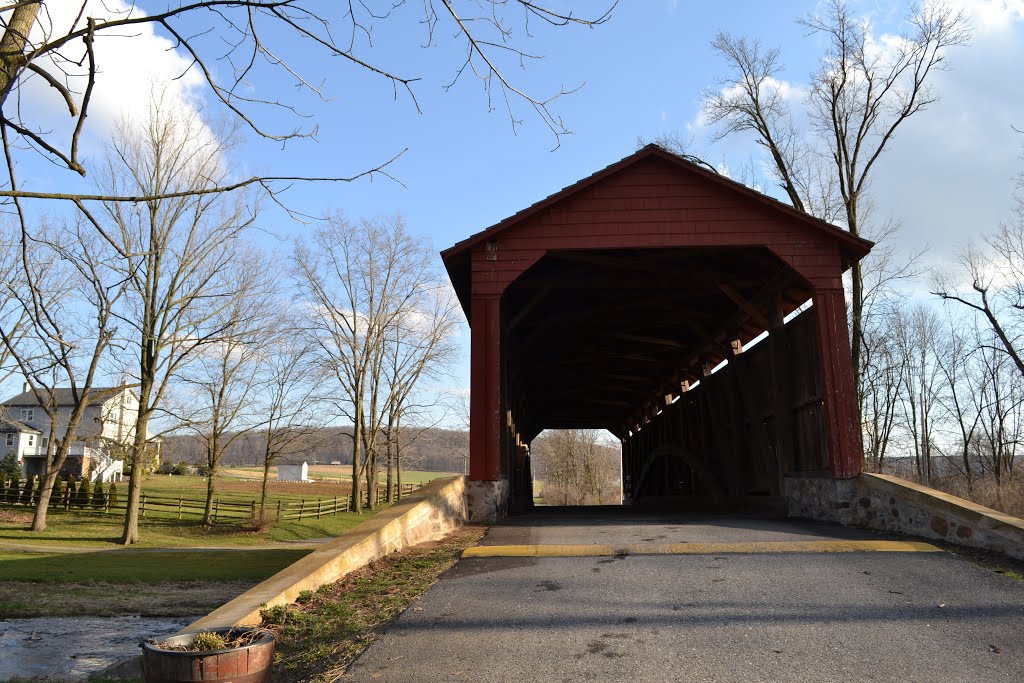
93,94 -> 260,544
172,251 -> 274,524
933,220 -> 1024,383
254,322 -> 324,520
894,303 -> 945,485
931,308 -> 985,489
0,223 -> 32,384
856,218 -> 924,471
860,307 -> 905,472
381,279 -> 461,502
0,1 -> 615,208
974,340 -> 1024,493
294,214 -> 436,512
704,0 -> 969,420
0,220 -> 125,531
532,429 -> 617,505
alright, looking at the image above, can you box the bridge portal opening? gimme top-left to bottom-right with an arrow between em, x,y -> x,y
442,146 -> 871,522
529,429 -> 623,506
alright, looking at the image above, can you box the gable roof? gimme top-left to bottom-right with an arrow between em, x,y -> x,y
1,386 -> 127,409
0,418 -> 40,434
441,143 -> 872,277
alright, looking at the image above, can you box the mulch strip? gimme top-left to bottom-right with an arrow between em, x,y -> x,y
262,525 -> 486,683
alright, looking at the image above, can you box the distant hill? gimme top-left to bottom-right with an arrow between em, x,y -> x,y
162,425 -> 469,473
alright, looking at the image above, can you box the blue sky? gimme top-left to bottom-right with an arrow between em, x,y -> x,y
11,0 -> 1024,407
214,0 -> 1023,266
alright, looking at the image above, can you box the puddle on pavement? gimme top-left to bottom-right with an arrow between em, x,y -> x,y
0,615 -> 197,681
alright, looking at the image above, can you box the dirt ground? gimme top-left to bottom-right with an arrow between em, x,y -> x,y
0,509 -> 33,524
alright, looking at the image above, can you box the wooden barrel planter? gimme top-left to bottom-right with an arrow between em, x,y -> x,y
141,627 -> 275,683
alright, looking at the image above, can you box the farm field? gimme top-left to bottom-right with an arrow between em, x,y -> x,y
221,465 -> 460,485
0,472 -> 431,549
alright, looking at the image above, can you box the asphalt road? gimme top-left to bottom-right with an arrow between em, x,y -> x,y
347,511 -> 1024,683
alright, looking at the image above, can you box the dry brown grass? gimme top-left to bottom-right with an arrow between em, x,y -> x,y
933,475 -> 1024,518
0,509 -> 32,524
214,478 -> 354,496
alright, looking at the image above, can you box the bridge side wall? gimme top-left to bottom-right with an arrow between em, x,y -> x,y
786,473 -> 1024,560
625,309 -> 827,503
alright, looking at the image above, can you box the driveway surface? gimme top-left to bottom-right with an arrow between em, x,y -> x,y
347,510 -> 1024,682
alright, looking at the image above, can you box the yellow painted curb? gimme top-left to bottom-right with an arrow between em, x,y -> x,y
462,540 -> 941,558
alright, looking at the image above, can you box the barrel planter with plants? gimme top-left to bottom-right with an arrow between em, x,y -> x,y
141,627 -> 276,683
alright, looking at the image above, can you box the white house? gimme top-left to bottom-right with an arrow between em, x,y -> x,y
0,384 -> 159,482
278,462 -> 310,482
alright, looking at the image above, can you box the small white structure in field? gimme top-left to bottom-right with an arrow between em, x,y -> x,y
278,462 -> 310,482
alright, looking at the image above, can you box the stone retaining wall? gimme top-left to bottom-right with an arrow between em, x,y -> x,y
785,472 -> 1024,560
466,478 -> 508,523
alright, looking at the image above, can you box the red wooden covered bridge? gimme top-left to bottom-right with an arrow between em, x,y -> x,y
441,145 -> 872,521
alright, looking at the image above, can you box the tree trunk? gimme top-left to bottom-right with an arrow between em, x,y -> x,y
0,1 -> 41,106
203,462 -> 216,525
30,422 -> 62,531
364,445 -> 377,511
848,204 -> 864,459
385,442 -> 394,504
121,430 -> 147,545
351,399 -> 363,514
259,436 -> 273,516
395,421 -> 403,502
203,430 -> 219,525
121,374 -> 155,545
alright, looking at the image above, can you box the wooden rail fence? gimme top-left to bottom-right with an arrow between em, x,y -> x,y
0,482 -> 424,523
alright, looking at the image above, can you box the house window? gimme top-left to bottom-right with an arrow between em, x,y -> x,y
19,408 -> 34,422
4,433 -> 12,447
41,436 -> 48,450
27,434 -> 34,447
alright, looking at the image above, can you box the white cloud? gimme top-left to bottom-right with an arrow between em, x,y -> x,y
867,3 -> 1024,264
17,1 -> 205,162
687,2 -> 1024,271
691,77 -> 803,132
948,0 -> 1024,32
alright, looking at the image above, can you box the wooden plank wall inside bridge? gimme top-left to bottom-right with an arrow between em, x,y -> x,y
623,309 -> 827,503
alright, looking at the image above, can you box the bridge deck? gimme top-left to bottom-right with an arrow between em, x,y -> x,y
347,512 -> 1024,682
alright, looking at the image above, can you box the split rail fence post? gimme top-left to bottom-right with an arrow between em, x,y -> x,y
298,499 -> 305,521
333,496 -> 337,517
178,496 -> 183,520
317,498 -> 322,519
214,499 -> 219,523
276,499 -> 282,521
141,493 -> 147,518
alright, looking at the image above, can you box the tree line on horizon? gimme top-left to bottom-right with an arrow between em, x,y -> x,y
162,425 -> 469,476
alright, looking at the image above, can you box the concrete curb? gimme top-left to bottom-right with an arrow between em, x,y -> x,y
186,475 -> 467,630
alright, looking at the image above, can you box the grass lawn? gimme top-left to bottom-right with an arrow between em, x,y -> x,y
0,472 -> 407,549
0,548 -> 310,583
0,547 -> 311,619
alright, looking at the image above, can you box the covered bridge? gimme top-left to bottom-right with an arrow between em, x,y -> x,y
441,145 -> 872,521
